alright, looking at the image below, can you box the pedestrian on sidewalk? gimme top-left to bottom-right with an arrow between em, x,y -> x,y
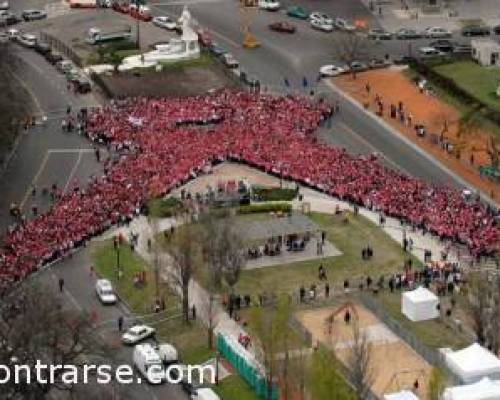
191,305 -> 196,320
118,316 -> 124,332
58,278 -> 64,293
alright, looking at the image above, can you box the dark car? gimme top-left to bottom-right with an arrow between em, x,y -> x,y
75,78 -> 91,94
392,55 -> 414,65
45,51 -> 63,64
452,44 -> 472,54
35,41 -> 51,55
368,28 -> 392,40
395,28 -> 421,39
461,25 -> 490,36
269,21 -> 296,33
493,25 -> 500,35
22,9 -> 47,21
0,12 -> 20,26
429,39 -> 454,52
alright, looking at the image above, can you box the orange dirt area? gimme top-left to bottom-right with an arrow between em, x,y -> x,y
334,69 -> 500,201
296,304 -> 432,399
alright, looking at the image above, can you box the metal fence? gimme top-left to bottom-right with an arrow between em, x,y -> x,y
39,31 -> 83,67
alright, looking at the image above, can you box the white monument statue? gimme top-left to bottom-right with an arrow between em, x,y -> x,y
119,6 -> 200,71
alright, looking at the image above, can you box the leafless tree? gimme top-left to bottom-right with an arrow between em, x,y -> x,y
332,33 -> 369,76
345,321 -> 373,399
0,283 -> 118,399
464,271 -> 492,346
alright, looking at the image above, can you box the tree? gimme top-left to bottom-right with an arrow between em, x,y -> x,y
464,271 -> 492,345
332,33 -> 368,78
0,283 -> 118,399
427,367 -> 447,400
169,224 -> 198,324
307,348 -> 353,400
345,321 -> 373,399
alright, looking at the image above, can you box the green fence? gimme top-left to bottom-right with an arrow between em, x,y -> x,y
217,334 -> 279,400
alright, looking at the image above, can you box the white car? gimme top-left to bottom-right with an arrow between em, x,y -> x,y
319,64 -> 346,77
418,46 -> 445,56
152,16 -> 177,30
191,388 -> 221,400
424,26 -> 452,38
334,17 -> 355,32
122,325 -> 156,345
309,12 -> 333,26
95,279 -> 117,304
17,33 -> 37,47
6,27 -> 18,39
0,31 -> 7,43
258,0 -> 280,11
0,1 -> 9,10
310,19 -> 333,32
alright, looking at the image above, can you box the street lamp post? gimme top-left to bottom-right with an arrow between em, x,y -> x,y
116,241 -> 121,280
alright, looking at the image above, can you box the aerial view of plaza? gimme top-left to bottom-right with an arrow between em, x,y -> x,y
0,0 -> 499,399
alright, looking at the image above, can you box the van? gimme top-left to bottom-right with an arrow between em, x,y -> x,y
95,279 -> 117,304
156,343 -> 178,365
191,388 -> 220,400
56,59 -> 74,73
133,343 -> 165,384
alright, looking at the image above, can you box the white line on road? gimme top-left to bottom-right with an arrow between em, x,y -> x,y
20,151 -> 51,210
50,272 -> 83,312
63,150 -> 84,193
8,67 -> 44,115
48,148 -> 95,154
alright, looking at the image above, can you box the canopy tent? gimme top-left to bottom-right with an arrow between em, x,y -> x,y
446,343 -> 500,384
401,286 -> 439,322
384,390 -> 420,400
443,377 -> 500,400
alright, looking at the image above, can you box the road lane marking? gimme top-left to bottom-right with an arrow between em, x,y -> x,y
8,67 -> 43,114
51,272 -> 84,312
48,148 -> 95,154
20,151 -> 51,210
63,150 -> 84,194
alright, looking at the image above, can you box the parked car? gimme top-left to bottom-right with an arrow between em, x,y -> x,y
334,17 -> 355,31
152,16 -> 177,30
35,41 -> 51,55
0,1 -> 9,10
0,11 -> 20,26
310,18 -> 333,32
22,9 -> 47,21
45,50 -> 63,64
461,25 -> 490,36
319,64 -> 345,77
348,61 -> 368,72
17,33 -> 37,48
423,26 -> 452,38
95,279 -> 117,304
494,25 -> 500,35
452,44 -> 472,54
418,46 -> 445,57
6,27 -> 18,40
209,43 -> 226,57
75,77 -> 92,94
133,344 -> 165,384
269,21 -> 296,33
395,28 -> 421,39
309,12 -> 333,26
369,58 -> 390,69
392,54 -> 414,65
258,0 -> 280,11
368,28 -> 392,40
56,59 -> 74,73
429,39 -> 454,52
220,53 -> 239,68
121,325 -> 155,345
286,6 -> 308,20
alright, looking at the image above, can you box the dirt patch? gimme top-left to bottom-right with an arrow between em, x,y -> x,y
98,64 -> 240,98
296,304 -> 432,399
334,69 -> 500,201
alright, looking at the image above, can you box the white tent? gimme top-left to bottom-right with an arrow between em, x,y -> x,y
446,343 -> 500,384
384,390 -> 420,400
443,377 -> 500,400
401,286 -> 439,322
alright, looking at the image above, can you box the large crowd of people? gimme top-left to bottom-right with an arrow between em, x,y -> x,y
0,90 -> 498,294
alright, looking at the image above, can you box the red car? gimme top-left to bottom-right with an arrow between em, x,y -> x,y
269,21 -> 296,33
112,0 -> 129,13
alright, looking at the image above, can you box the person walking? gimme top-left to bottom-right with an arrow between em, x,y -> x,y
118,316 -> 124,332
58,278 -> 64,293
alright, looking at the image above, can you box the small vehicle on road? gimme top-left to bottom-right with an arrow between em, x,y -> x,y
334,17 -> 355,32
152,16 -> 177,30
75,77 -> 92,94
35,41 -> 51,55
429,39 -> 454,52
17,33 -> 37,48
319,64 -> 345,77
133,343 -> 165,384
6,27 -> 18,39
452,44 -> 472,54
85,26 -> 132,45
347,61 -> 368,72
269,21 -> 296,33
45,50 -> 63,64
258,0 -> 280,11
0,11 -> 20,26
310,18 -> 333,32
122,325 -> 156,345
368,28 -> 392,40
423,26 -> 452,38
56,59 -> 74,73
0,1 -> 9,10
369,58 -> 391,69
395,28 -> 421,39
461,25 -> 490,37
220,53 -> 239,68
418,46 -> 445,57
309,12 -> 333,26
286,6 -> 308,20
22,9 -> 47,21
209,43 -> 227,57
494,25 -> 500,35
95,279 -> 117,304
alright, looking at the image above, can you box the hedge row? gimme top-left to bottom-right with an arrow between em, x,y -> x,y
252,187 -> 298,202
238,202 -> 292,214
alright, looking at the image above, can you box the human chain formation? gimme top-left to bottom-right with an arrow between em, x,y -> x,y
0,91 -> 498,294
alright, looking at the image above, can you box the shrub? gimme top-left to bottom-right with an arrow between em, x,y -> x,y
148,197 -> 185,218
252,187 -> 298,202
238,202 -> 292,214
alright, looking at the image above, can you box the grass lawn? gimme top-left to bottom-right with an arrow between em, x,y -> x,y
233,212 -> 420,297
433,60 -> 500,112
372,291 -> 471,350
212,375 -> 261,400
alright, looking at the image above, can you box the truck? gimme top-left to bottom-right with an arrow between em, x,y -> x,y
85,26 -> 132,45
70,0 -> 97,8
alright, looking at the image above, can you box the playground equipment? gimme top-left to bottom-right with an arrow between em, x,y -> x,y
383,368 -> 427,396
239,0 -> 260,48
324,301 -> 359,336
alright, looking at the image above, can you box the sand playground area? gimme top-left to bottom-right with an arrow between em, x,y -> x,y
335,68 -> 500,201
296,303 -> 432,399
